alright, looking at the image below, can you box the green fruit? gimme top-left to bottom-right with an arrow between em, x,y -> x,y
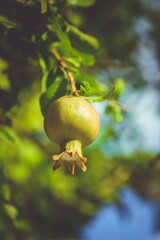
44,95 -> 100,174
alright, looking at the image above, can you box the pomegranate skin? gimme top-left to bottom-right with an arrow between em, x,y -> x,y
44,95 -> 100,147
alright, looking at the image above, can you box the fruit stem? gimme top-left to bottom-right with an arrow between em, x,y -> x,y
50,47 -> 78,96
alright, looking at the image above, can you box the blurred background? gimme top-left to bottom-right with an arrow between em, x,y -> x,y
0,0 -> 160,239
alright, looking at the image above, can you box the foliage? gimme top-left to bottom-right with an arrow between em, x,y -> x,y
0,0 -> 160,240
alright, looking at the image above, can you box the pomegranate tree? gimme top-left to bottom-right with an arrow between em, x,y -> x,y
44,95 -> 100,174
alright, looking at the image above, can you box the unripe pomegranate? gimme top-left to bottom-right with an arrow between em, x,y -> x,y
44,95 -> 100,174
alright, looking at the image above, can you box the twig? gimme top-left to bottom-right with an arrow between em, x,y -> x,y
67,71 -> 77,95
116,101 -> 127,112
51,48 -> 78,96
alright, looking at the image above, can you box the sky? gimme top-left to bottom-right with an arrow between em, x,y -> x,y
81,188 -> 158,240
81,15 -> 160,240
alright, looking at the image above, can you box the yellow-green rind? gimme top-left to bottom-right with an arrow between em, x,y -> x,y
44,95 -> 100,147
44,96 -> 100,174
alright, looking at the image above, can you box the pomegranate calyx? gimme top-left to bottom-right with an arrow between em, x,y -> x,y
52,140 -> 87,174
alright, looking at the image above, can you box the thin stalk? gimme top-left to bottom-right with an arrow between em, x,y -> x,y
51,48 -> 78,96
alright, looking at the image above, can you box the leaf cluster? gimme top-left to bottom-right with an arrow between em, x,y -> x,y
0,0 -> 126,119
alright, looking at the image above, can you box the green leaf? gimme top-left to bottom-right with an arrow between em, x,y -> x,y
4,204 -> 18,220
41,68 -> 57,93
60,67 -> 68,78
113,110 -> 123,123
76,73 -> 108,96
105,100 -> 117,115
41,32 -> 48,41
80,81 -> 90,94
67,66 -> 79,73
72,48 -> 95,66
0,58 -> 10,91
40,73 -> 69,115
83,86 -> 115,103
0,15 -> 20,29
0,126 -> 20,144
48,18 -> 72,56
105,100 -> 124,123
1,184 -> 11,201
64,57 -> 80,68
68,0 -> 96,7
38,55 -> 47,73
105,105 -> 113,115
114,78 -> 126,98
51,41 -> 64,56
13,219 -> 30,231
40,0 -> 47,14
38,51 -> 57,74
67,25 -> 99,55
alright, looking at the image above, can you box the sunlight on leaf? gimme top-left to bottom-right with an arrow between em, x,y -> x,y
67,25 -> 99,55
83,86 -> 115,102
4,204 -> 18,220
40,0 -> 47,14
48,18 -> 72,55
0,14 -> 20,29
0,58 -> 10,91
64,57 -> 81,68
1,184 -> 11,201
68,0 -> 96,7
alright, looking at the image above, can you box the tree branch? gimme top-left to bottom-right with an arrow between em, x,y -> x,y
50,48 -> 78,96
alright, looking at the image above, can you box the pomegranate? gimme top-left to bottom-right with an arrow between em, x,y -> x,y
44,95 -> 100,174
